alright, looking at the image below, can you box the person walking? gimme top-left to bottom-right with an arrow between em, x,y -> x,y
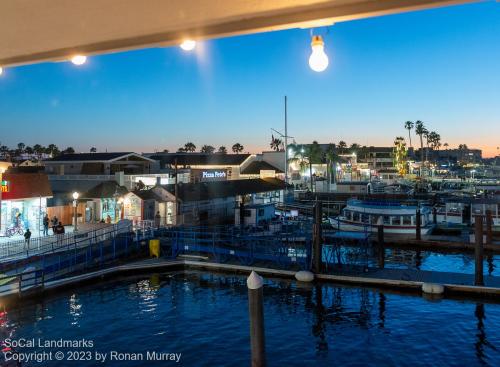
24,228 -> 31,249
43,214 -> 50,236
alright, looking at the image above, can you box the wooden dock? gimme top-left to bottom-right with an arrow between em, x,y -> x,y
31,258 -> 500,301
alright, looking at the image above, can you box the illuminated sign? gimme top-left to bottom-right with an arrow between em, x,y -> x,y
1,180 -> 9,193
202,171 -> 226,179
191,169 -> 228,182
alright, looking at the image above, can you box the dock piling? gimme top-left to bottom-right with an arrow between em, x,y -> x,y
247,271 -> 266,367
377,224 -> 385,269
485,210 -> 492,246
416,209 -> 421,241
474,215 -> 484,286
313,201 -> 323,273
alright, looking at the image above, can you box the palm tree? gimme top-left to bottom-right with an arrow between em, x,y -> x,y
422,128 -> 430,163
184,142 -> 196,152
217,146 -> 227,154
33,144 -> 44,160
443,143 -> 449,150
90,147 -> 97,153
325,143 -> 339,186
303,141 -> 323,191
17,142 -> 25,153
338,141 -> 347,154
63,147 -> 75,154
46,144 -> 60,157
200,145 -> 215,154
270,135 -> 283,152
393,137 -> 408,176
232,143 -> 244,154
404,121 -> 414,147
349,143 -> 360,155
414,120 -> 426,173
25,146 -> 34,155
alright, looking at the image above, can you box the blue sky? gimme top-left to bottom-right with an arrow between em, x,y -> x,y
0,1 -> 499,156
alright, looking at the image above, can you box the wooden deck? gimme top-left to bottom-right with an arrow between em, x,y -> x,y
37,258 -> 500,300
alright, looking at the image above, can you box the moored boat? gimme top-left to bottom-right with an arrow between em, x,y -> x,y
330,199 -> 433,235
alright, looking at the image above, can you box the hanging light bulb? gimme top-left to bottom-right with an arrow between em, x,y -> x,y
180,40 -> 196,51
0,67 -> 3,76
308,35 -> 329,72
71,55 -> 87,65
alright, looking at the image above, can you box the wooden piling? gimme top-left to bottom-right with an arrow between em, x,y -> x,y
377,224 -> 385,269
313,201 -> 323,273
474,215 -> 484,286
247,271 -> 266,367
485,210 -> 492,246
416,209 -> 421,241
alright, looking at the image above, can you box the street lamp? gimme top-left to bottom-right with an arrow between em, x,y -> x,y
72,191 -> 79,232
116,197 -> 124,223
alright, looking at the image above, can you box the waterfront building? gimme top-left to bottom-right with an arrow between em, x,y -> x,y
147,178 -> 285,225
80,182 -> 129,223
234,203 -> 276,227
0,172 -> 52,234
44,152 -> 157,175
122,190 -> 170,226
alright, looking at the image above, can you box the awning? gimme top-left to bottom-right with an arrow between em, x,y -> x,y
1,173 -> 53,201
1,0 -> 475,67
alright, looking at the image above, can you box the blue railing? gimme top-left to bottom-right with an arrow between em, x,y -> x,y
159,225 -> 312,270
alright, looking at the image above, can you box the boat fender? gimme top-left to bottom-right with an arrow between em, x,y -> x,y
422,283 -> 444,295
295,271 -> 314,282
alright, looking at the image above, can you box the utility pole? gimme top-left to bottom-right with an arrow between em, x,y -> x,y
174,157 -> 179,225
284,96 -> 288,186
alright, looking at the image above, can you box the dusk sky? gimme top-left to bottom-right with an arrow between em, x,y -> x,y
0,2 -> 499,156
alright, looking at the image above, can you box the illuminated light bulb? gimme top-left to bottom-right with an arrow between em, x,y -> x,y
308,35 -> 329,72
71,55 -> 87,65
180,40 -> 196,51
0,67 -> 3,75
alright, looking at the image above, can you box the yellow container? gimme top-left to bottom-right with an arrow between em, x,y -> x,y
149,239 -> 160,258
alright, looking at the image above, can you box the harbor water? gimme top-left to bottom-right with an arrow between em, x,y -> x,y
2,271 -> 499,366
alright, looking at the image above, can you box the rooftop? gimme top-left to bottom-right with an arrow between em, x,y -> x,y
149,153 -> 251,167
163,178 -> 285,202
45,152 -> 155,163
241,161 -> 283,175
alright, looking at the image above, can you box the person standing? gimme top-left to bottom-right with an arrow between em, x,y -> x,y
51,216 -> 58,234
43,214 -> 50,236
24,228 -> 31,249
54,221 -> 65,246
154,211 -> 161,229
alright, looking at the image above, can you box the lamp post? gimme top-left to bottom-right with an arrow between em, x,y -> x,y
72,191 -> 79,232
117,197 -> 124,222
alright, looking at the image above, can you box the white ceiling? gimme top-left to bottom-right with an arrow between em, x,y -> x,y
1,0 -> 475,67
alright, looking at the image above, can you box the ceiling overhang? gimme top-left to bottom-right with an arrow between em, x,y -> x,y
0,0 -> 477,67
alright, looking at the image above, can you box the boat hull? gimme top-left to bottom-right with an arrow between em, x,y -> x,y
330,218 -> 433,235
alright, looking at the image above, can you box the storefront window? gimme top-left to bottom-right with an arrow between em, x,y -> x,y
0,198 -> 47,235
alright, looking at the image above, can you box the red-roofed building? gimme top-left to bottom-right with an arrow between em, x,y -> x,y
0,173 -> 53,236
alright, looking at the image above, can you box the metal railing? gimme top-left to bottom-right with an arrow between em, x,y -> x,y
0,226 -> 142,298
0,222 -> 132,262
159,224 -> 312,270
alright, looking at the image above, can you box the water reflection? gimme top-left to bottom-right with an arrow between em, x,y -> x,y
332,246 -> 500,276
312,285 -> 328,354
378,293 -> 386,329
475,303 -> 485,363
68,294 -> 82,326
3,272 -> 500,366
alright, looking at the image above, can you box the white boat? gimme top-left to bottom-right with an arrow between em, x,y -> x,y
330,199 -> 433,235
